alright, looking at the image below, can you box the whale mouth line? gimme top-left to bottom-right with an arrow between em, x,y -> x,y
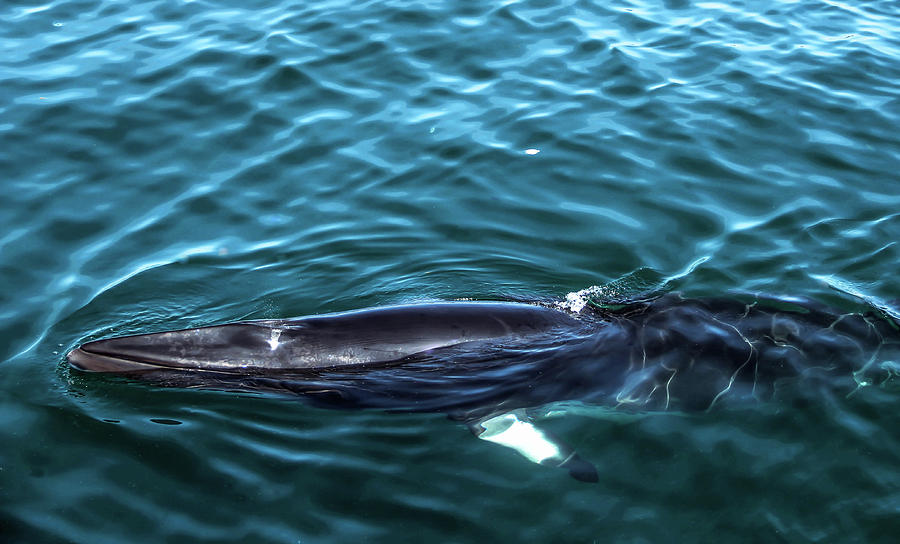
67,345 -> 185,373
67,345 -> 292,376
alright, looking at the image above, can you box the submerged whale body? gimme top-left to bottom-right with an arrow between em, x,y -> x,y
67,294 -> 900,482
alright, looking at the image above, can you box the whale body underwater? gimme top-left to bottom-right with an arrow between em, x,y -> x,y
67,293 -> 900,482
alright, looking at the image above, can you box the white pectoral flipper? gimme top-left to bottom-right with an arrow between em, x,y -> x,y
470,411 -> 598,483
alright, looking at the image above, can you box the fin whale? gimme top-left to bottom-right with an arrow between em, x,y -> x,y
67,294 -> 900,482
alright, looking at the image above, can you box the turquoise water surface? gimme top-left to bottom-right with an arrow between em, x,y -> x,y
2,0 -> 900,542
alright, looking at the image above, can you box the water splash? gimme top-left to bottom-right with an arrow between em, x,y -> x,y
812,273 -> 900,322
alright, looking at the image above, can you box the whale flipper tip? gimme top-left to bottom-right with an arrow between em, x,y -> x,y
560,454 -> 599,483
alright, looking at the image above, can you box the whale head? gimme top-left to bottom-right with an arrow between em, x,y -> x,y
66,323 -> 292,374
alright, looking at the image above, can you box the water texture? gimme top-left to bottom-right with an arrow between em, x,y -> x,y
2,0 -> 899,541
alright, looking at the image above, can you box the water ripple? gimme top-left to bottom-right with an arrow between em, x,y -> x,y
3,0 -> 900,541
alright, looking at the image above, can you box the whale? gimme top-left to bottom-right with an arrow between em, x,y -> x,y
67,293 -> 900,482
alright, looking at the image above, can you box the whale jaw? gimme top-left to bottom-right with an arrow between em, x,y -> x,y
67,346 -> 164,373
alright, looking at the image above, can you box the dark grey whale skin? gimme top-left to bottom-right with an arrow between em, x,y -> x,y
67,294 -> 900,482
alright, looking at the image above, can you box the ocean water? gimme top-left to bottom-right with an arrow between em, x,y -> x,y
2,0 -> 900,541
